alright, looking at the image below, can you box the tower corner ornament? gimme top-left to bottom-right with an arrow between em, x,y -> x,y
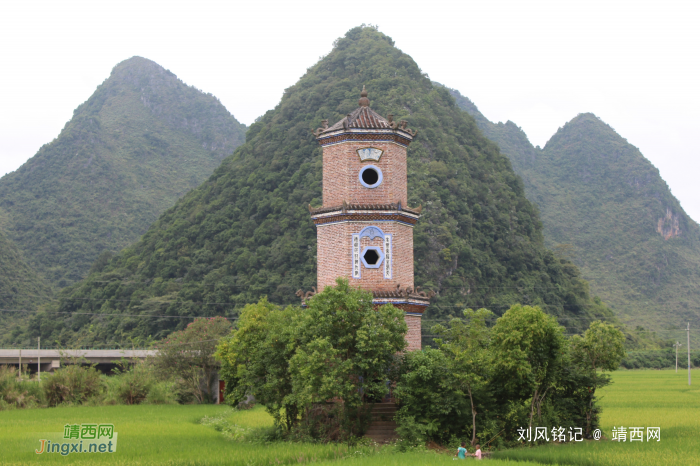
303,86 -> 432,351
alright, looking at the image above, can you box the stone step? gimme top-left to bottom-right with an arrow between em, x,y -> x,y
369,420 -> 396,426
365,403 -> 398,444
371,405 -> 397,413
366,426 -> 397,433
372,408 -> 397,413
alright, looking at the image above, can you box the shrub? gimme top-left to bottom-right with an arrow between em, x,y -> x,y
42,364 -> 102,407
112,361 -> 155,405
144,380 -> 178,405
217,280 -> 406,441
154,316 -> 232,403
102,361 -> 177,405
0,365 -> 44,409
394,348 -> 466,445
394,414 -> 430,451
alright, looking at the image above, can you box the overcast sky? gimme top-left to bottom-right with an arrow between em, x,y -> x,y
1,0 -> 698,222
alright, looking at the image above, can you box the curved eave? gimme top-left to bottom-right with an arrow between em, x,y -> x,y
316,128 -> 414,147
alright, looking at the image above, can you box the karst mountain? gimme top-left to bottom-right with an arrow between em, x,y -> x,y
0,57 -> 247,292
8,27 -> 614,347
0,231 -> 52,310
447,87 -> 700,339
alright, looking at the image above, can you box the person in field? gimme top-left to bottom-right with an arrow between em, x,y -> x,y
456,442 -> 467,459
474,444 -> 482,460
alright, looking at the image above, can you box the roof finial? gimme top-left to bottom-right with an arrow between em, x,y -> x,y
359,85 -> 370,107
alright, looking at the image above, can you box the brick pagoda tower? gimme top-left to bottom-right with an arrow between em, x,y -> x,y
309,86 -> 431,351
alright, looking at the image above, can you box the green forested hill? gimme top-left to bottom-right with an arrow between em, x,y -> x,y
11,27 -> 612,347
0,230 -> 52,310
0,57 -> 247,289
448,87 -> 700,337
0,230 -> 53,342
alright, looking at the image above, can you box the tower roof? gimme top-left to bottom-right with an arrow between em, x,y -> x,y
315,86 -> 417,138
324,106 -> 392,132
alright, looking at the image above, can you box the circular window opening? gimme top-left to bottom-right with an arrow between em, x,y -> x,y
363,249 -> 380,265
359,165 -> 383,188
362,167 -> 379,185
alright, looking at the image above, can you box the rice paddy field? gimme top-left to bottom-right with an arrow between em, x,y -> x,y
0,369 -> 697,465
494,368 -> 700,466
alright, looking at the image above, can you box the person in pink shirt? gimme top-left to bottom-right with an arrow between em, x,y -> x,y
474,444 -> 482,460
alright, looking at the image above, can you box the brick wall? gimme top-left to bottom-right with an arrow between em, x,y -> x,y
404,314 -> 422,351
316,221 -> 414,292
322,141 -> 408,207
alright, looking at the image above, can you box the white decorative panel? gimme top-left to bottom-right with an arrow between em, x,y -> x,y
356,147 -> 383,162
352,234 -> 361,279
384,234 -> 392,279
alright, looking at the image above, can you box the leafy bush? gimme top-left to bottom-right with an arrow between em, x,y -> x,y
217,280 -> 406,441
393,414 -> 431,451
0,365 -> 44,410
394,348 -> 465,445
144,380 -> 178,405
394,305 -> 623,449
111,361 -> 156,405
153,316 -> 232,403
3,359 -> 179,410
42,364 -> 102,407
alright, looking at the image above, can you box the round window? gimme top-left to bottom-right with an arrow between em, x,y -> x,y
359,165 -> 383,188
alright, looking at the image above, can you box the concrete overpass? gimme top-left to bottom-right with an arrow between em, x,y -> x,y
0,349 -> 156,373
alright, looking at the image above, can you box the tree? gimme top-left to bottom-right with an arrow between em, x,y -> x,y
570,320 -> 625,436
289,278 -> 407,437
491,304 -> 565,430
153,316 -> 232,403
217,279 -> 407,440
393,347 -> 468,446
433,308 -> 493,446
216,298 -> 300,429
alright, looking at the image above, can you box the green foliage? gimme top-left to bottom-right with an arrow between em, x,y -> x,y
394,348 -> 468,444
393,413 -> 432,451
153,316 -> 232,403
111,361 -> 153,405
570,321 -> 625,435
0,231 -> 53,340
42,364 -> 102,407
396,304 -> 601,448
432,308 -> 493,445
26,27 -> 610,348
0,56 -> 246,301
0,365 -> 45,409
621,349 -> 700,369
495,369 -> 700,466
491,305 -> 565,415
216,298 -> 298,428
447,85 -> 700,343
2,361 -> 179,410
217,280 -> 406,441
571,321 -> 626,372
291,279 -> 406,411
99,361 -> 177,406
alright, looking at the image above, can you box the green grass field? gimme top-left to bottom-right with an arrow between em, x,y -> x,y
1,369 -> 697,465
0,404 -> 529,466
494,369 -> 700,466
1,404 -> 358,466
